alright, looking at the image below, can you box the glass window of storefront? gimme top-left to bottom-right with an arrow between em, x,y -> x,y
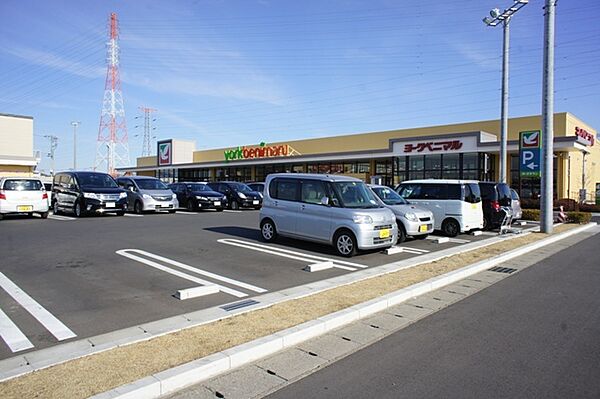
510,153 -> 557,200
396,152 -> 495,184
178,168 -> 210,182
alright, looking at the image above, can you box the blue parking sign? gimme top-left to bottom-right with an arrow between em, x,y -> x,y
519,131 -> 541,178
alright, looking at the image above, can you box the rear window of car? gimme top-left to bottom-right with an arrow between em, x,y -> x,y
479,183 -> 497,200
510,189 -> 519,200
2,179 -> 43,191
269,178 -> 299,201
397,183 -> 461,200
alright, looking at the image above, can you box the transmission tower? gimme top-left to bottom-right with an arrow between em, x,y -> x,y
138,106 -> 157,157
44,135 -> 58,175
94,12 -> 130,175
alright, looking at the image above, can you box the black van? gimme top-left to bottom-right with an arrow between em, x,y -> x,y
478,181 -> 512,229
207,181 -> 262,210
52,171 -> 127,217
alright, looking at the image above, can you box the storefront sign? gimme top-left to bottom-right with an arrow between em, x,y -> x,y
519,130 -> 541,178
403,140 -> 463,153
157,140 -> 172,166
575,126 -> 595,146
224,142 -> 294,162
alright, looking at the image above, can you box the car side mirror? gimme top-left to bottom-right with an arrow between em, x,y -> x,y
320,196 -> 329,206
129,187 -> 135,192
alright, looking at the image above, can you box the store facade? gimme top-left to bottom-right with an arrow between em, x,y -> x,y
120,112 -> 598,201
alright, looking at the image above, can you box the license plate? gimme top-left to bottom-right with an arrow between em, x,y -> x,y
472,204 -> 478,209
105,202 -> 115,208
160,203 -> 169,207
17,205 -> 33,212
214,201 -> 221,206
253,200 -> 259,205
419,225 -> 428,233
379,229 -> 390,239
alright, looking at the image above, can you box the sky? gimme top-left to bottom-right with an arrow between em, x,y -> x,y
0,0 -> 598,173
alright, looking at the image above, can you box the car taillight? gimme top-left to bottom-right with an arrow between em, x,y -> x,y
492,200 -> 500,211
0,191 -> 5,200
42,192 -> 48,200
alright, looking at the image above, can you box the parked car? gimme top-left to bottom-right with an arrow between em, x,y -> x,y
396,179 -> 483,237
52,171 -> 127,217
510,189 -> 523,221
43,182 -> 53,204
208,181 -> 262,210
169,182 -> 227,211
246,182 -> 265,198
478,182 -> 513,230
260,173 -> 397,257
368,184 -> 433,243
116,176 -> 178,213
0,177 -> 49,220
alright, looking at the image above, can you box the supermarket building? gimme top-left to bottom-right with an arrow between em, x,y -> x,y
120,112 -> 599,201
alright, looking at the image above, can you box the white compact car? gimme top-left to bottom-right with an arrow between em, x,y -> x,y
0,177 -> 49,220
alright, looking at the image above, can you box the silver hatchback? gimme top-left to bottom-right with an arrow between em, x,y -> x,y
369,184 -> 434,242
116,176 -> 178,213
259,173 -> 398,257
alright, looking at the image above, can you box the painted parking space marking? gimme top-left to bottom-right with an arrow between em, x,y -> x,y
176,211 -> 199,215
0,307 -> 34,352
48,213 -> 76,221
223,210 -> 242,213
116,249 -> 267,298
0,271 -> 76,341
218,239 -> 367,271
393,246 -> 431,255
123,213 -> 144,218
426,235 -> 471,244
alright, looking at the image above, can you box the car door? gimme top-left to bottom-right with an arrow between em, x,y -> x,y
64,175 -> 79,209
268,178 -> 300,235
296,179 -> 332,241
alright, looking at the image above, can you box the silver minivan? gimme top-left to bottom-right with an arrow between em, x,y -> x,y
116,176 -> 178,213
259,173 -> 398,257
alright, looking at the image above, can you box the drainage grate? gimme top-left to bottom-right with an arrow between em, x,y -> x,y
220,299 -> 260,312
488,266 -> 517,274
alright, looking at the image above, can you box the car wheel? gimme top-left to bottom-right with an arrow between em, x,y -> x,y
53,200 -> 60,215
168,210 -> 176,214
442,218 -> 460,237
396,222 -> 406,244
334,229 -> 357,257
40,212 -> 49,219
483,216 -> 491,231
116,211 -> 125,216
0,214 -> 4,220
231,200 -> 239,210
216,208 -> 224,212
134,201 -> 143,214
73,201 -> 82,218
186,199 -> 196,212
260,219 -> 277,242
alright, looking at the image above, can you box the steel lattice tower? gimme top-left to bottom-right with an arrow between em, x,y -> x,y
139,106 -> 157,157
95,12 -> 130,175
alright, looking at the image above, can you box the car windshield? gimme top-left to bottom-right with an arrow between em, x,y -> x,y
135,179 -> 168,190
77,173 -> 118,188
332,181 -> 382,209
230,183 -> 253,193
3,179 -> 43,191
372,186 -> 408,205
187,184 -> 210,192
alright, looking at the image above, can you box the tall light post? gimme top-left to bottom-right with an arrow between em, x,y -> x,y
483,0 -> 529,183
540,0 -> 556,233
71,121 -> 81,170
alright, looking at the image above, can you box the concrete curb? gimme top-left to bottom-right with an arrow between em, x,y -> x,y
91,223 -> 597,398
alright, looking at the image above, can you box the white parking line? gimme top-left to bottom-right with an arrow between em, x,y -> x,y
117,249 -> 267,297
0,272 -> 76,341
394,246 -> 431,255
223,210 -> 242,213
218,239 -> 367,271
0,307 -> 34,352
48,214 -> 76,221
123,213 -> 144,217
427,236 -> 471,244
175,211 -> 199,215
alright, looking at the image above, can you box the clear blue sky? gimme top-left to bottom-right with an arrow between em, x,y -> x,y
0,0 -> 598,173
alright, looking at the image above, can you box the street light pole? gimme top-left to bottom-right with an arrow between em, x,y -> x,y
540,0 -> 556,233
71,121 -> 81,170
483,0 -> 529,183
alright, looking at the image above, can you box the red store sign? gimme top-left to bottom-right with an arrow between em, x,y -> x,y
403,140 -> 463,153
575,126 -> 595,146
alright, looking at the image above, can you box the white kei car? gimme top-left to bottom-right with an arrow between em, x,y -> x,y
0,177 -> 49,220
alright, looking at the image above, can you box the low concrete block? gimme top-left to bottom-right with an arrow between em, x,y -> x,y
176,285 -> 220,300
222,335 -> 284,369
155,352 -> 230,395
351,297 -> 388,318
433,236 -> 450,243
470,230 -> 483,236
304,261 -> 334,272
384,246 -> 404,255
277,319 -> 326,347
91,376 -> 161,399
317,308 -> 360,331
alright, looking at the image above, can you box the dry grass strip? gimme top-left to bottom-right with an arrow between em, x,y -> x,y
0,224 -> 577,398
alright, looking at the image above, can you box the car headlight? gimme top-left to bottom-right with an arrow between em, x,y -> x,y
142,193 -> 151,199
83,192 -> 98,199
238,193 -> 247,199
353,215 -> 373,224
196,196 -> 208,201
119,192 -> 128,199
172,193 -> 177,199
403,212 -> 418,222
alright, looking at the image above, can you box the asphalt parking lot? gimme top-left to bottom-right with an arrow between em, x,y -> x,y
0,209 -> 535,360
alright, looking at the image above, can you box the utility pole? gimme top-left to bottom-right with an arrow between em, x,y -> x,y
540,0 -> 556,233
44,135 -> 58,175
71,121 -> 81,170
138,106 -> 157,157
483,0 -> 529,183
